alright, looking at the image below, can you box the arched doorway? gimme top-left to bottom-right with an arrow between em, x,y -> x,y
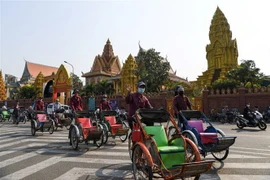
44,80 -> 54,98
53,64 -> 72,104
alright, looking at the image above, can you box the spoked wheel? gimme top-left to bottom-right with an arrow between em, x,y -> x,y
182,131 -> 198,146
49,125 -> 54,134
128,133 -> 133,160
23,116 -> 27,124
132,144 -> 153,180
31,121 -> 36,136
70,126 -> 79,150
119,121 -> 129,142
95,124 -> 105,148
101,123 -> 109,144
168,126 -> 177,139
211,129 -> 229,161
185,138 -> 201,162
258,121 -> 267,130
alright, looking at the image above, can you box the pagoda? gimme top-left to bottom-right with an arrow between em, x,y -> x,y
196,7 -> 238,87
0,70 -> 7,100
120,54 -> 138,94
82,39 -> 122,85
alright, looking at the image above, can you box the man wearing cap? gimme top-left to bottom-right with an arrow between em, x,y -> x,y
99,94 -> 112,111
173,86 -> 192,118
70,90 -> 83,111
126,81 -> 153,129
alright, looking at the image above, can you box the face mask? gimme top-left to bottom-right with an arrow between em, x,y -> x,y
103,98 -> 107,101
179,91 -> 184,96
138,88 -> 145,94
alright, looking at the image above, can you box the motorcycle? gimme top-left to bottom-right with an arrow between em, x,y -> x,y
262,107 -> 270,121
235,111 -> 267,130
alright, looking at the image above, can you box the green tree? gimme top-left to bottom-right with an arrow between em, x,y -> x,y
135,47 -> 170,92
71,73 -> 83,91
211,79 -> 238,90
95,79 -> 114,95
226,60 -> 264,87
81,83 -> 96,96
18,84 -> 36,99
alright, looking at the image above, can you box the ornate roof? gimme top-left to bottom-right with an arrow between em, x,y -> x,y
82,39 -> 121,78
20,61 -> 58,83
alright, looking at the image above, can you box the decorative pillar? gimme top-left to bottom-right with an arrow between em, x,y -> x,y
202,87 -> 209,114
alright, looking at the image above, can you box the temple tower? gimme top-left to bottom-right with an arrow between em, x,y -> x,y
197,7 -> 238,87
120,54 -> 138,94
0,71 -> 7,100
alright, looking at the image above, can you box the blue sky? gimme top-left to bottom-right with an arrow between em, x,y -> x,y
1,0 -> 270,83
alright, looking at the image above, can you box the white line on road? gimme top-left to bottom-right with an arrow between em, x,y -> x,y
0,156 -> 62,180
230,146 -> 270,153
218,175 -> 270,180
230,149 -> 270,156
54,167 -> 133,180
214,163 -> 270,169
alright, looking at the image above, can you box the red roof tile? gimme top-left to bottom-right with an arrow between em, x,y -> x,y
26,61 -> 58,78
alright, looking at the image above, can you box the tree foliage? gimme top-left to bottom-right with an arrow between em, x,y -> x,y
19,84 -> 36,99
135,48 -> 170,92
71,73 -> 83,91
212,60 -> 264,89
226,60 -> 264,87
81,79 -> 114,96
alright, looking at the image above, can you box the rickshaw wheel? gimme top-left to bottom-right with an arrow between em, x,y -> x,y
49,125 -> 54,134
0,115 -> 3,122
71,126 -> 79,150
211,130 -> 229,161
182,131 -> 198,146
119,121 -> 128,142
168,126 -> 177,139
185,138 -> 201,162
23,116 -> 27,124
101,123 -> 109,144
128,133 -> 133,160
31,121 -> 36,136
95,124 -> 104,147
132,144 -> 153,180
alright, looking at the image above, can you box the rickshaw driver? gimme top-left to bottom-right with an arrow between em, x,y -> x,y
125,81 -> 153,130
99,94 -> 112,111
70,90 -> 83,111
173,86 -> 192,124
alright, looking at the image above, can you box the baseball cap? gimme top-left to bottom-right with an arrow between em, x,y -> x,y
137,81 -> 146,87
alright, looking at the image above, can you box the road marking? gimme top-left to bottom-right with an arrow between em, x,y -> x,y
0,143 -> 48,157
0,156 -> 62,180
61,157 -> 131,164
230,150 -> 270,157
0,152 -> 39,168
0,136 -> 26,143
218,175 -> 270,180
54,167 -> 133,180
224,154 -> 261,158
230,146 -> 270,152
214,163 -> 270,169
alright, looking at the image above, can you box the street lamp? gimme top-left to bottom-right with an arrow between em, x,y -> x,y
64,61 -> 74,89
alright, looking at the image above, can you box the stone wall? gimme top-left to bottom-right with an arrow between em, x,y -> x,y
202,86 -> 270,114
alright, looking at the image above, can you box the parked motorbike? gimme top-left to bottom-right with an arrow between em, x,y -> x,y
235,111 -> 267,130
262,107 -> 270,121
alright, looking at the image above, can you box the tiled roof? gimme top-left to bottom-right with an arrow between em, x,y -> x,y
26,61 -> 58,78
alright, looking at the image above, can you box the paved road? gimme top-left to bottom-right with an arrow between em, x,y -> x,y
0,121 -> 270,180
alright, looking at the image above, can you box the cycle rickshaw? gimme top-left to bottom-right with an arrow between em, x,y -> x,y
169,110 -> 237,161
99,110 -> 129,144
129,108 -> 214,180
0,108 -> 11,122
31,110 -> 55,136
52,108 -> 73,131
69,111 -> 106,149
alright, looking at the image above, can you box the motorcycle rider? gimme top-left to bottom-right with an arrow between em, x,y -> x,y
243,103 -> 254,125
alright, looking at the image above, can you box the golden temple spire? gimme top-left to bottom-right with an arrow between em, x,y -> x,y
209,7 -> 232,44
102,38 -> 114,62
0,70 -> 7,100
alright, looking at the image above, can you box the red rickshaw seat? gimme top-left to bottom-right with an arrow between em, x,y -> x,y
77,118 -> 93,128
105,116 -> 117,125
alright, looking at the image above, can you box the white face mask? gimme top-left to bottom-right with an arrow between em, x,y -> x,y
138,88 -> 145,94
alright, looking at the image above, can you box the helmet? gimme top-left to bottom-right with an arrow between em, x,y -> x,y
176,85 -> 184,92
